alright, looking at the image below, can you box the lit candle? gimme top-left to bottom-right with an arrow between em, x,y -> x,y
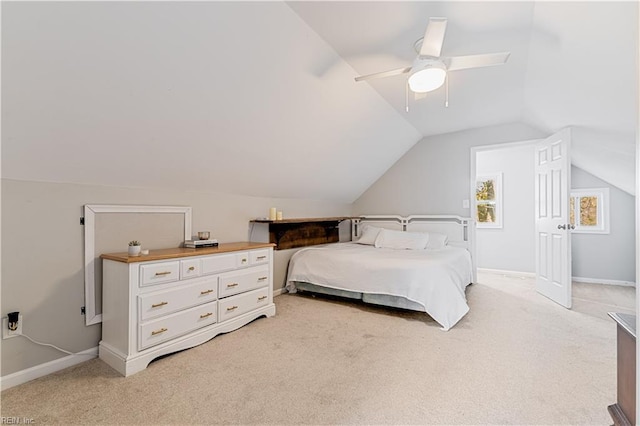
269,207 -> 277,221
276,211 -> 283,221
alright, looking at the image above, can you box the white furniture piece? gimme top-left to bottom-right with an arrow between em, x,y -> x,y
99,242 -> 276,376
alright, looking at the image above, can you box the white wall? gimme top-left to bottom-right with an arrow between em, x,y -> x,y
353,123 -> 636,284
468,149 -> 636,280
0,179 -> 351,377
475,143 -> 536,273
353,123 -> 546,215
571,167 -> 636,283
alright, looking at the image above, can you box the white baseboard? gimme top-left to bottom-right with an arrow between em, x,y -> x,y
273,287 -> 286,297
478,268 -> 535,278
0,346 -> 98,391
478,269 -> 636,287
572,276 -> 636,287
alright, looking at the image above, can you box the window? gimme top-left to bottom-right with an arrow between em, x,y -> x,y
476,173 -> 503,228
569,188 -> 609,234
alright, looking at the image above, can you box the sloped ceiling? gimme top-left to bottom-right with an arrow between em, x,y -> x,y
289,1 -> 535,137
1,2 -> 421,202
523,1 -> 637,195
290,1 -> 638,195
2,1 -> 638,200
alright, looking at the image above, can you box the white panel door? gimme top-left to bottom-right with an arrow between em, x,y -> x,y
535,128 -> 572,308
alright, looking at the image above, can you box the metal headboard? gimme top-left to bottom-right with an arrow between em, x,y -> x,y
352,214 -> 476,283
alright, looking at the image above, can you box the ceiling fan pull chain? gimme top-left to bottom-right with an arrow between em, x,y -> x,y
445,74 -> 449,108
405,80 -> 409,112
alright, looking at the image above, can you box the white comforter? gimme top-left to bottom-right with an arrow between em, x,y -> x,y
286,243 -> 473,330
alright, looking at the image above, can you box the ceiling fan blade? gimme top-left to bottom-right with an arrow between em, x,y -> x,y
354,66 -> 412,82
446,52 -> 511,71
419,17 -> 447,58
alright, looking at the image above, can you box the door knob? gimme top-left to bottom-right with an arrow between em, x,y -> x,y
557,224 -> 566,230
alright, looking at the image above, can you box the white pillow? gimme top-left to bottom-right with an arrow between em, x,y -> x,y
426,232 -> 449,250
374,229 -> 429,250
356,225 -> 382,245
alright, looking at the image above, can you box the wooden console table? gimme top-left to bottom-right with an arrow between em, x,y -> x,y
608,312 -> 636,426
250,217 -> 355,250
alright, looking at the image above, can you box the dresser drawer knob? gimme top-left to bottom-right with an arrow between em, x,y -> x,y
154,271 -> 172,276
151,327 -> 168,336
226,306 -> 238,311
188,266 -> 196,271
151,301 -> 168,308
256,256 -> 267,260
241,258 -> 247,263
200,289 -> 214,295
227,283 -> 239,288
199,312 -> 213,319
258,276 -> 268,281
258,296 -> 267,301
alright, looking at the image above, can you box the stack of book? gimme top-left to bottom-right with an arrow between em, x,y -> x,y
184,239 -> 219,248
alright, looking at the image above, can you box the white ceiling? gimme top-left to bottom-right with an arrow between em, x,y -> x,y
289,1 -> 534,137
2,1 -> 638,200
289,1 -> 638,194
289,1 -> 637,138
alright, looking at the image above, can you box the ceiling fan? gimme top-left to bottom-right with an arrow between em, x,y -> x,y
354,17 -> 510,104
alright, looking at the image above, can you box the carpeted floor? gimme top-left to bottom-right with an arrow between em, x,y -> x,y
0,271 -> 635,425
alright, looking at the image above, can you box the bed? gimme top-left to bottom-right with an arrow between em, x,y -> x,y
285,215 -> 476,330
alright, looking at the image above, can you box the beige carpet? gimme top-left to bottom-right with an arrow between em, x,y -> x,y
0,271 -> 635,425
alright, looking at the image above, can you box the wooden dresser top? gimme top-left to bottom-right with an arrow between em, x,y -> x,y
101,242 -> 275,263
609,312 -> 636,338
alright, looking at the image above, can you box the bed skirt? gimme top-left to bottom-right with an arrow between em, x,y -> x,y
292,281 -> 426,313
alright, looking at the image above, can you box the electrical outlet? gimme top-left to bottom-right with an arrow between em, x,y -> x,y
2,314 -> 23,339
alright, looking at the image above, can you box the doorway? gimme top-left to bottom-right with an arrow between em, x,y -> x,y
471,140 -> 538,275
471,139 -> 636,313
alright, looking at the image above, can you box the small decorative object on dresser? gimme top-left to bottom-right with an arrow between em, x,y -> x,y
99,241 -> 276,376
197,231 -> 210,240
127,240 -> 141,257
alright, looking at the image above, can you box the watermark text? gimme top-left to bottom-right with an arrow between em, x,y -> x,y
0,417 -> 34,424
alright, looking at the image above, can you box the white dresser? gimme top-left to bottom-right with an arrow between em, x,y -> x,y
99,242 -> 276,376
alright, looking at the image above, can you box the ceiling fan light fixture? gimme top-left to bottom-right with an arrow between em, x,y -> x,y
407,63 -> 446,93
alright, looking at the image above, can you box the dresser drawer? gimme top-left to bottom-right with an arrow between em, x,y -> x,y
250,249 -> 270,265
180,258 -> 201,280
218,287 -> 270,322
140,261 -> 180,287
201,252 -> 249,275
218,266 -> 269,298
139,301 -> 218,351
138,276 -> 218,321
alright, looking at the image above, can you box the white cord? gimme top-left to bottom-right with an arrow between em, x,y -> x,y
20,333 -> 94,356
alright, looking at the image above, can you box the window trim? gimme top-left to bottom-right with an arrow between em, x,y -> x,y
570,188 -> 610,234
476,172 -> 503,229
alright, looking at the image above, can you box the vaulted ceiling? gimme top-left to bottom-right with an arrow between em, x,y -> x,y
2,1 -> 638,200
290,1 -> 638,194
